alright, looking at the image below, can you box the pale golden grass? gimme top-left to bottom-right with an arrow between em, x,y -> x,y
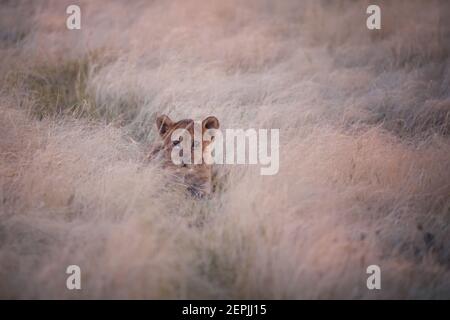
0,0 -> 449,299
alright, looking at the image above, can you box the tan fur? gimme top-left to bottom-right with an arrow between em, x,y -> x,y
148,115 -> 219,198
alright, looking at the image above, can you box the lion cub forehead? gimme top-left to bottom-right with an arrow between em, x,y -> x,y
171,119 -> 195,135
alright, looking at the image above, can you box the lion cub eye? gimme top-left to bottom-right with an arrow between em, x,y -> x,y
173,136 -> 183,146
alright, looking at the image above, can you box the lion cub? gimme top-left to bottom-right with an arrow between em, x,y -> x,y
149,114 -> 220,198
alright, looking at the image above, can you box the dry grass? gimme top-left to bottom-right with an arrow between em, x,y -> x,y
0,0 -> 449,299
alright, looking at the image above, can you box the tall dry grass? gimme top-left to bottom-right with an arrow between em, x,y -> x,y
0,0 -> 449,298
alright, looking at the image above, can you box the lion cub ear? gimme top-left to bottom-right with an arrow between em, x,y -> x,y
156,114 -> 173,136
202,116 -> 220,131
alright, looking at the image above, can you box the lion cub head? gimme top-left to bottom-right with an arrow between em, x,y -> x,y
155,114 -> 219,198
